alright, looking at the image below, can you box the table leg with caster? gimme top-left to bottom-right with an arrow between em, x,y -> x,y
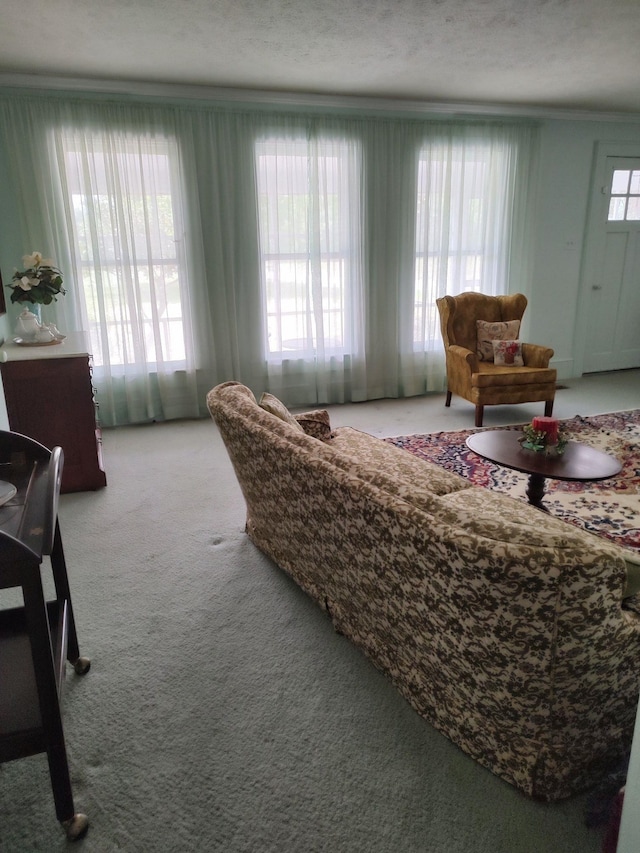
23,566 -> 89,842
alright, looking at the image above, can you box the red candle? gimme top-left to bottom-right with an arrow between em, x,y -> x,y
532,416 -> 559,444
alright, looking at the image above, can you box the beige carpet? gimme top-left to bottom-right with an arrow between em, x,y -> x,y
0,410 -> 617,852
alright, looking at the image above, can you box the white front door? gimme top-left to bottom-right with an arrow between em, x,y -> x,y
582,154 -> 640,373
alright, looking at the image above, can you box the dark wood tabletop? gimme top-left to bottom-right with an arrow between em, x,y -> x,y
466,429 -> 622,482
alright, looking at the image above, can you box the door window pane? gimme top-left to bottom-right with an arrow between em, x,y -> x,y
627,197 -> 640,221
608,168 -> 640,222
611,170 -> 630,194
608,197 -> 627,221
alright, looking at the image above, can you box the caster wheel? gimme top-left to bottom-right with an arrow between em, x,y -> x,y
62,813 -> 89,840
73,657 -> 91,675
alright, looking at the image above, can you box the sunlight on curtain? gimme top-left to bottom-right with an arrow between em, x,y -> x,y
0,94 -> 538,419
398,124 -> 535,397
61,132 -> 186,364
414,132 -> 517,350
51,124 -> 200,425
255,131 -> 366,404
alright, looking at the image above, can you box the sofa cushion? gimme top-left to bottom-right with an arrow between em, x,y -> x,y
294,409 -> 332,441
472,363 -> 557,388
329,427 -> 472,497
259,392 -> 304,431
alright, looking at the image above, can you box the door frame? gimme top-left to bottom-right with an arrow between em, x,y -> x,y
574,141 -> 640,376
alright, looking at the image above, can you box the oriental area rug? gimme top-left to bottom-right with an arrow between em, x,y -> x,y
385,409 -> 640,554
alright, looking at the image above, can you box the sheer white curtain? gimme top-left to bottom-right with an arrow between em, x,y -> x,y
0,97 -> 215,425
399,123 -> 538,396
0,94 -> 538,420
50,123 -> 203,425
254,126 -> 366,405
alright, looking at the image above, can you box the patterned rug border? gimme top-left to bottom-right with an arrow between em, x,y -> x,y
385,409 -> 640,553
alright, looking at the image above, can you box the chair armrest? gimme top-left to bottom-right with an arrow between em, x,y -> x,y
522,343 -> 554,368
448,344 -> 479,373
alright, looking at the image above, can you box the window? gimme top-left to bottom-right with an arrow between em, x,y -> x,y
255,136 -> 361,359
61,132 -> 188,368
608,169 -> 640,221
413,140 -> 514,348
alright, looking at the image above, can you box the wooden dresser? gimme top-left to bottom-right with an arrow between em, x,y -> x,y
0,332 -> 107,493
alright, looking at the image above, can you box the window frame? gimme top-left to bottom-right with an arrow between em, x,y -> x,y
255,134 -> 361,361
60,131 -> 189,370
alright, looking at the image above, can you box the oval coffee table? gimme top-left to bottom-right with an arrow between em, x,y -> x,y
466,429 -> 622,510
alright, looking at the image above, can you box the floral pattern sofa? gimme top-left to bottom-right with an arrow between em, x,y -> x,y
207,380 -> 640,801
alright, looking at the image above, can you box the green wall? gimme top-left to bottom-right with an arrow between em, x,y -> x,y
529,117 -> 640,379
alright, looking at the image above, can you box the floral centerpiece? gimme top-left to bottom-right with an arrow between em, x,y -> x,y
521,416 -> 568,456
8,251 -> 65,306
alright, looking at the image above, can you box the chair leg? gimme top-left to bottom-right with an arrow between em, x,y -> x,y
544,400 -> 554,417
475,405 -> 484,427
445,390 -> 452,408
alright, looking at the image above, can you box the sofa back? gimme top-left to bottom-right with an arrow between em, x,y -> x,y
207,380 -> 640,800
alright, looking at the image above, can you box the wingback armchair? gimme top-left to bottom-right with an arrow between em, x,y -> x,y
436,292 -> 556,427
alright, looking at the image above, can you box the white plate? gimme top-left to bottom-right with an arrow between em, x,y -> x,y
13,336 -> 66,347
0,481 -> 17,506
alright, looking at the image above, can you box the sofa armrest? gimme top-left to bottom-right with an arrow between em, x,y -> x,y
624,550 -> 640,598
448,344 -> 479,373
522,343 -> 554,368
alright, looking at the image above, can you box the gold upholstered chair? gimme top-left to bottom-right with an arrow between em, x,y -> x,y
436,292 -> 556,427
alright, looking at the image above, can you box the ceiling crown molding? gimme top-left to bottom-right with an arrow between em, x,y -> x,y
1,73 -> 639,124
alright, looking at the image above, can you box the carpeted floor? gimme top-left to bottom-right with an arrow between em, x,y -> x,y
4,394 -> 638,851
386,409 -> 640,553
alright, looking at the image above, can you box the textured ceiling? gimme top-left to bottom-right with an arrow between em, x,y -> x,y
1,0 -> 640,113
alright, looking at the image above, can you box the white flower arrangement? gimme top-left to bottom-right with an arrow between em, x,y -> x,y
8,251 -> 65,306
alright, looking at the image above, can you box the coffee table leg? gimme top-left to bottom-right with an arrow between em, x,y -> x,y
526,473 -> 548,509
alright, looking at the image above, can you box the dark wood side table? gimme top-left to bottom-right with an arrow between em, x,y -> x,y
466,429 -> 622,509
0,332 -> 107,493
0,430 -> 90,840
